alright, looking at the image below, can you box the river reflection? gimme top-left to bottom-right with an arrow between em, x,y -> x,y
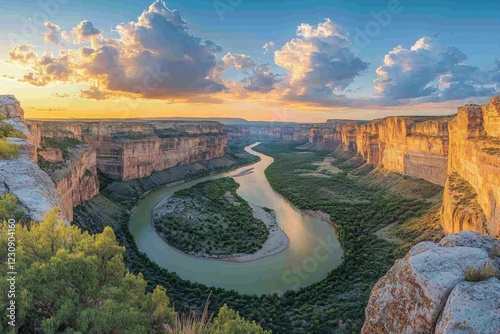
129,143 -> 343,295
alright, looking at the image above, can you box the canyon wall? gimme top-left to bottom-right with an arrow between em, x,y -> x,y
311,117 -> 451,186
0,96 -> 64,221
226,124 -> 311,142
441,97 -> 500,238
29,120 -> 228,181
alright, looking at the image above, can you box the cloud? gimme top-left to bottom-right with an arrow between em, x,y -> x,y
52,93 -> 71,98
71,20 -> 102,44
375,36 -> 497,103
242,64 -> 280,93
274,19 -> 369,104
80,86 -> 112,100
44,21 -> 62,45
221,52 -> 256,69
8,0 -> 226,100
263,41 -> 275,54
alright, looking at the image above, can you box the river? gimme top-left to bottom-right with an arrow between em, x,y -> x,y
129,143 -> 343,295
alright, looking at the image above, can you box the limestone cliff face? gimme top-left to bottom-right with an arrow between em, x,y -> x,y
226,124 -> 311,142
330,116 -> 451,186
32,120 -> 228,181
0,96 -> 64,221
46,147 -> 100,221
308,120 -> 359,147
362,231 -> 500,334
442,97 -> 500,237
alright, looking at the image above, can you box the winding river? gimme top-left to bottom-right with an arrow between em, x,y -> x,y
129,143 -> 343,295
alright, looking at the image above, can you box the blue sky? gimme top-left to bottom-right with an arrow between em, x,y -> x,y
1,0 -> 499,120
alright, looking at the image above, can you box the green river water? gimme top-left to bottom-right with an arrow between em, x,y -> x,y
129,143 -> 343,295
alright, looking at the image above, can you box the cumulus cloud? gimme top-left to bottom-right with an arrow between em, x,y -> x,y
243,64 -> 280,93
71,20 -> 102,44
375,36 -> 497,103
8,0 -> 226,100
80,86 -> 112,100
274,19 -> 369,104
44,21 -> 62,45
263,41 -> 275,54
221,52 -> 256,69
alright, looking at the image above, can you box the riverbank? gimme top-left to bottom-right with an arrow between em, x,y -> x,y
152,196 -> 289,263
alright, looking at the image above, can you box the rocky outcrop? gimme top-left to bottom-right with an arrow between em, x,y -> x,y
29,120 -> 228,181
0,95 -> 64,221
442,97 -> 500,238
362,231 -> 500,334
43,147 -> 100,221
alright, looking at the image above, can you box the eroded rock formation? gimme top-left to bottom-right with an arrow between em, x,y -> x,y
226,124 -> 311,142
442,97 -> 500,237
28,120 -> 228,181
362,231 -> 500,334
0,95 -> 64,221
329,116 -> 451,186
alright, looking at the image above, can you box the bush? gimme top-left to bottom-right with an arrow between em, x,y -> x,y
0,193 -> 25,221
0,122 -> 26,139
0,139 -> 20,159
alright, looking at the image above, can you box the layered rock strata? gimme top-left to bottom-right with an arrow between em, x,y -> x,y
28,120 -> 228,181
442,97 -> 500,237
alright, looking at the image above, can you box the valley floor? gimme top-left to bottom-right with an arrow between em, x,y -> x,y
73,140 -> 445,334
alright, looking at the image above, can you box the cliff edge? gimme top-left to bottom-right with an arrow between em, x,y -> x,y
362,231 -> 500,334
0,95 -> 64,221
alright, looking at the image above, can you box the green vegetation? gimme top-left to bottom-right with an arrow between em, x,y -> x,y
111,131 -> 154,140
0,205 -> 270,334
464,260 -> 497,282
41,136 -> 85,159
154,178 -> 269,256
0,122 -> 26,139
0,139 -> 20,159
0,193 -> 25,221
73,141 -> 441,334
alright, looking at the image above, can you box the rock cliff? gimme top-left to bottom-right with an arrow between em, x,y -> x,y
441,97 -> 500,238
337,116 -> 451,186
226,124 -> 311,142
0,95 -> 64,221
29,120 -> 228,181
362,231 -> 500,334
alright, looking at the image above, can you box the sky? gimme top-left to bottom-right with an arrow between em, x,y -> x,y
0,0 -> 499,122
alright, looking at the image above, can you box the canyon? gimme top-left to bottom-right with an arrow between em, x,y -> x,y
25,120 -> 228,221
225,124 -> 311,142
308,97 -> 500,238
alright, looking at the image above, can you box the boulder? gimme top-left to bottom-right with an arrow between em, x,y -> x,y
362,231 -> 499,334
435,277 -> 500,334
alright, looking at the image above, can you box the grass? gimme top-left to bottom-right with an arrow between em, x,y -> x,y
0,122 -> 26,139
464,261 -> 497,282
0,139 -> 20,159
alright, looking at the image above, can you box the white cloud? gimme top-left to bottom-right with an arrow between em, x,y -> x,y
44,21 -> 62,45
8,0 -> 226,100
375,36 -> 497,103
262,41 -> 275,54
221,52 -> 256,69
274,19 -> 369,104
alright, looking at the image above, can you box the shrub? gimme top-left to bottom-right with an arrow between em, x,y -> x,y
464,260 -> 497,282
0,122 -> 26,139
0,139 -> 20,159
0,193 -> 25,221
